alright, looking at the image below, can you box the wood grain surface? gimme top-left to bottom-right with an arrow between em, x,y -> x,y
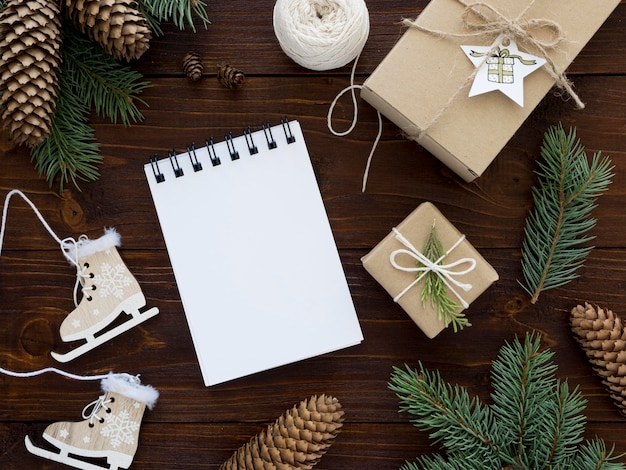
0,1 -> 625,468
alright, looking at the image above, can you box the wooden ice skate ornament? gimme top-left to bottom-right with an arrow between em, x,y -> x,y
23,372 -> 158,470
0,189 -> 159,362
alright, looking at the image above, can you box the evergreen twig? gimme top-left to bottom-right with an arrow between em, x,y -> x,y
140,0 -> 210,33
519,124 -> 613,304
389,332 -> 625,470
418,223 -> 470,332
62,27 -> 150,126
30,79 -> 101,192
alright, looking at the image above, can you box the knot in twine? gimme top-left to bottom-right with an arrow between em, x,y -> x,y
404,0 -> 584,109
273,0 -> 370,71
389,228 -> 476,308
461,2 -> 564,49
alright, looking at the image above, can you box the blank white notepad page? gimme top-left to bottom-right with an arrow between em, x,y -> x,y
144,120 -> 363,386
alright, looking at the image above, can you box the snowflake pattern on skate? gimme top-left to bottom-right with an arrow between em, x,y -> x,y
94,262 -> 132,299
100,409 -> 139,448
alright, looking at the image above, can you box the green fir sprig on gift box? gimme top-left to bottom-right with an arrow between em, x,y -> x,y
0,0 -> 210,192
519,124 -> 613,304
419,223 -> 470,332
389,332 -> 625,470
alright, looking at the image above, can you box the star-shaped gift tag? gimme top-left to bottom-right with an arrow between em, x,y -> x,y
460,35 -> 546,106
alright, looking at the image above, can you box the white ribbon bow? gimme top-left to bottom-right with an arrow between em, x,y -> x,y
389,227 -> 477,308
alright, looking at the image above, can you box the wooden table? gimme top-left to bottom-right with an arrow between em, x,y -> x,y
1,1 -> 625,468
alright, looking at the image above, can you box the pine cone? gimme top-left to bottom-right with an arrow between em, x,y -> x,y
217,63 -> 245,89
220,394 -> 344,470
64,0 -> 151,61
183,51 -> 204,81
0,0 -> 63,147
571,303 -> 626,417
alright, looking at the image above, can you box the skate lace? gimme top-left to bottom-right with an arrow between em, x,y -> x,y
82,393 -> 114,427
62,235 -> 94,308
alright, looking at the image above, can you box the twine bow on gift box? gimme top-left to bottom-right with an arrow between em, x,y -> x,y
389,228 -> 476,308
404,0 -> 585,109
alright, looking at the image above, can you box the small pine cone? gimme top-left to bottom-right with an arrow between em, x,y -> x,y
183,51 -> 204,81
64,0 -> 152,61
571,303 -> 626,417
217,63 -> 245,89
0,0 -> 63,147
220,394 -> 344,470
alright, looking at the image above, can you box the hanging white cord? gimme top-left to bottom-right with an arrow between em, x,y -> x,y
1,189 -> 62,249
0,366 -> 109,380
0,189 -> 78,267
0,189 -> 107,382
327,54 -> 383,192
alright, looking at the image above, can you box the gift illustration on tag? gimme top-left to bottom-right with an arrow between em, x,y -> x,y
461,35 -> 546,106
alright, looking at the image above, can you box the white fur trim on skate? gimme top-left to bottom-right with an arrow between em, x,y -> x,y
64,228 -> 122,263
101,373 -> 159,409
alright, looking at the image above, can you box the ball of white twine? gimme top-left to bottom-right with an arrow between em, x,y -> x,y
273,0 -> 370,71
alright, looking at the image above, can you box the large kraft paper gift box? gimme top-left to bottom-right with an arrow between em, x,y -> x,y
360,0 -> 621,182
361,202 -> 498,338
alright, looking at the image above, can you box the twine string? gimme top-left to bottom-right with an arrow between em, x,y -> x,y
403,0 -> 584,137
389,227 -> 476,307
327,53 -> 383,192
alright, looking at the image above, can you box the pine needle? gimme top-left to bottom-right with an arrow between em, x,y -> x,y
140,0 -> 210,33
519,124 -> 613,304
389,332 -> 625,469
418,223 -> 471,332
62,26 -> 150,126
30,79 -> 101,192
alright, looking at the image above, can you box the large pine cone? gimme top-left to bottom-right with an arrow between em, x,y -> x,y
0,0 -> 63,147
571,303 -> 626,417
220,395 -> 344,470
64,0 -> 151,61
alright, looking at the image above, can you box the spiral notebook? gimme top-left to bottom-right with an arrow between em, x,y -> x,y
144,119 -> 363,386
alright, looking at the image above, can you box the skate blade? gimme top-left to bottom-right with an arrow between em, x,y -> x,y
25,435 -> 123,470
51,307 -> 159,363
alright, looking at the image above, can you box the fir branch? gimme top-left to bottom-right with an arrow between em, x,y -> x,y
542,381 -> 587,466
418,223 -> 471,332
570,439 -> 625,470
140,0 -> 210,33
389,333 -> 625,470
519,124 -> 613,304
30,79 -> 101,192
489,333 -> 559,467
389,364 -> 501,466
489,333 -> 587,469
62,26 -> 150,126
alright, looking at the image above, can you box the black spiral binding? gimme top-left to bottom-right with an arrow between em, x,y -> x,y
149,118 -> 296,184
281,117 -> 296,144
187,143 -> 203,172
225,132 -> 240,161
262,122 -> 277,150
243,127 -> 258,155
205,138 -> 221,167
168,150 -> 184,178
149,156 -> 165,183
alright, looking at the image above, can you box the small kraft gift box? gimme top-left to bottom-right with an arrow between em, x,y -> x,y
361,202 -> 499,338
360,0 -> 621,182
